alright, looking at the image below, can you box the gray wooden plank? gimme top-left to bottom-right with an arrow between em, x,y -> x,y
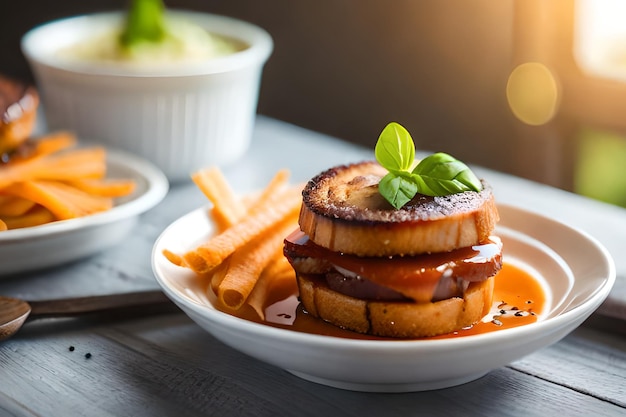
0,391 -> 38,417
509,320 -> 626,408
2,312 -> 625,417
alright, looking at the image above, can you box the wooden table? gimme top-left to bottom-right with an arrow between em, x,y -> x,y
1,116 -> 625,417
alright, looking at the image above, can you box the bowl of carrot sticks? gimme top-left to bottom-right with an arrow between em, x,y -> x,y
0,130 -> 168,277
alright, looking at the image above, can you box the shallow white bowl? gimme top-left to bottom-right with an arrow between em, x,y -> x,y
151,203 -> 615,392
21,10 -> 273,182
0,148 -> 168,277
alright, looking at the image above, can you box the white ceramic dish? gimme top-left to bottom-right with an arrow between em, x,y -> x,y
21,10 -> 273,182
0,148 -> 168,277
151,203 -> 615,392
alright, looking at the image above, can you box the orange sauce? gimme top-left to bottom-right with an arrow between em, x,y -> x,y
216,262 -> 546,340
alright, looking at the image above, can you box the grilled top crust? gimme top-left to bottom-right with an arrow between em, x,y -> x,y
0,75 -> 39,155
299,160 -> 499,256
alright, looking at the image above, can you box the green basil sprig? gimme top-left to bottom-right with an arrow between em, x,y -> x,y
120,0 -> 167,48
375,122 -> 482,209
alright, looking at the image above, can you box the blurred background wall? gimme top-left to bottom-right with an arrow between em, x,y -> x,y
2,0 -> 625,207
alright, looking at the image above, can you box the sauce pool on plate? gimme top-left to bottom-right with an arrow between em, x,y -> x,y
216,262 -> 546,340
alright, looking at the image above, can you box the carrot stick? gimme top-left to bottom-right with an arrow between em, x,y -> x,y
192,167 -> 246,228
183,185 -> 302,274
162,249 -> 185,267
65,178 -> 136,197
0,147 -> 107,189
247,250 -> 298,319
29,131 -> 77,158
217,210 -> 299,309
6,131 -> 77,165
209,207 -> 235,234
0,195 -> 36,217
29,148 -> 107,180
250,169 -> 292,208
209,261 -> 230,295
2,180 -> 112,220
1,206 -> 55,229
192,167 -> 292,228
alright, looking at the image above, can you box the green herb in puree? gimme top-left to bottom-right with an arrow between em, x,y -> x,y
57,0 -> 242,65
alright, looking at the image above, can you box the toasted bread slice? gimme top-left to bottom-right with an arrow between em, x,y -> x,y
297,273 -> 494,338
0,75 -> 39,155
299,161 -> 499,256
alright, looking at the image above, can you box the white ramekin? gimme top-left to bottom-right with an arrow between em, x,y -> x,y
21,10 -> 273,182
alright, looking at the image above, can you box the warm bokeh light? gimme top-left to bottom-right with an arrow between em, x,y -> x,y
575,0 -> 626,81
506,62 -> 560,126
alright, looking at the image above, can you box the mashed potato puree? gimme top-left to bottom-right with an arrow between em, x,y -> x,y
57,16 -> 244,66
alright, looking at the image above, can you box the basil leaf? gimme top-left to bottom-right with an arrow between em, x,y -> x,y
412,152 -> 482,196
120,0 -> 167,47
412,152 -> 457,174
375,122 -> 415,172
378,172 -> 419,210
374,123 -> 482,209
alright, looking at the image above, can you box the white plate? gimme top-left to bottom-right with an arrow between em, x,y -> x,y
151,203 -> 615,392
0,149 -> 168,277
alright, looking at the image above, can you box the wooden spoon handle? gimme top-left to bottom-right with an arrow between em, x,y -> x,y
27,290 -> 176,319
